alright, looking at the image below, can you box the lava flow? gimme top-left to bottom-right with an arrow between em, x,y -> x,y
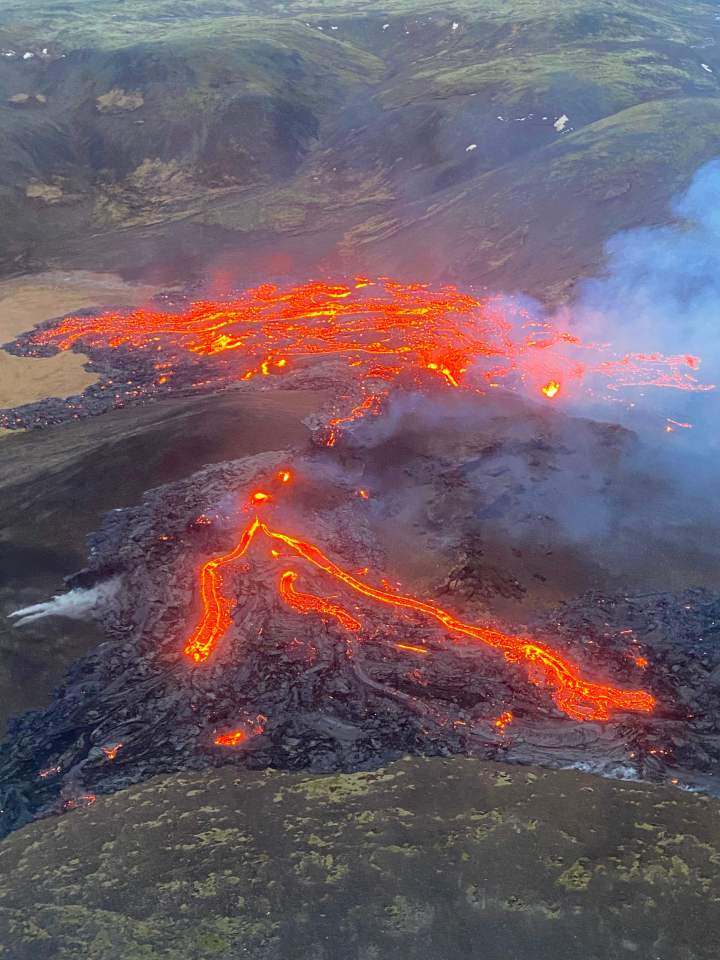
26,277 -> 712,443
184,513 -> 656,723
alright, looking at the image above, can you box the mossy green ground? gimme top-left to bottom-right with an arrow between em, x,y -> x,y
0,1 -> 719,297
0,757 -> 718,959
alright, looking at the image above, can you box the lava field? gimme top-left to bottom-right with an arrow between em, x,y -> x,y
1,277 -> 718,838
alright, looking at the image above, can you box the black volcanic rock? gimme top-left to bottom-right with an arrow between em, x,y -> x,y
1,438 -> 719,840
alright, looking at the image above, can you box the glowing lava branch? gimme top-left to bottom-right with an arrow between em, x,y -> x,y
184,518 -> 656,722
183,517 -> 261,664
326,391 -> 387,447
395,643 -> 429,655
279,570 -> 361,632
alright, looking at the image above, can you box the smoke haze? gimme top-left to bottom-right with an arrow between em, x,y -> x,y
563,158 -> 720,444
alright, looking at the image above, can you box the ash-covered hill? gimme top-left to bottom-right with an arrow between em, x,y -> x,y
1,0 -> 720,298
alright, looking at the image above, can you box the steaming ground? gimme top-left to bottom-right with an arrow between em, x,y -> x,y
9,580 -> 121,627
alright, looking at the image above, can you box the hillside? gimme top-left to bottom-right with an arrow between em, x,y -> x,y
1,756 -> 719,959
0,1 -> 720,299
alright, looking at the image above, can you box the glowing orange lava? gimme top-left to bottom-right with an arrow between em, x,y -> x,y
101,743 -> 123,761
395,643 -> 429,655
279,570 -> 362,632
494,710 -> 514,730
184,517 -> 656,722
30,278 -> 686,728
541,379 -> 561,399
214,729 -> 249,747
30,278 -> 712,444
214,713 -> 267,747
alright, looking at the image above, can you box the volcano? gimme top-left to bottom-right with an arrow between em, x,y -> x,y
1,277 -> 719,838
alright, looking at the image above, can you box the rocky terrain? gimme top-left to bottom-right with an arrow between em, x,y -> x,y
2,2 -> 720,956
2,391 -> 720,840
0,385 -> 328,732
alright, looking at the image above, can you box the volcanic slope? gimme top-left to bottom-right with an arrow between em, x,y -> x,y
0,387 -> 328,733
1,757 -> 719,960
3,398 -> 720,840
1,1 -> 720,298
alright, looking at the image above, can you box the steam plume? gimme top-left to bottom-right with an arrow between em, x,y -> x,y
8,579 -> 121,627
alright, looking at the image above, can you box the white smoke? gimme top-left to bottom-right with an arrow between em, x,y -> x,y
558,158 -> 720,445
8,579 -> 121,627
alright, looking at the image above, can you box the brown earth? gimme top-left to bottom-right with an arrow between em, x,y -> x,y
0,272 -> 157,411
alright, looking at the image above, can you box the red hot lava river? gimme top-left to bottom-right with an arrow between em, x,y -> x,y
185,496 -> 656,725
28,277 -> 716,730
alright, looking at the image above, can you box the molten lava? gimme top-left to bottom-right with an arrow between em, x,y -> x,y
395,643 -> 429,655
29,277 -> 692,729
30,277 -> 712,443
214,729 -> 249,747
494,710 -> 514,730
279,569 -> 362,632
214,713 -> 267,747
184,516 -> 656,723
541,379 -> 561,399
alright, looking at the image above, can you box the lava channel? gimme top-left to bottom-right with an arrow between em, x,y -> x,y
184,516 -> 656,723
26,277 -> 713,442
